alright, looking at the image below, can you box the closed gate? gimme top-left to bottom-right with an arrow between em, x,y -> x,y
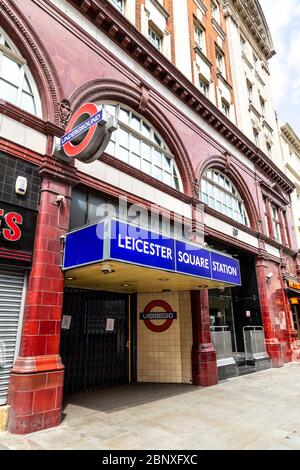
60,289 -> 129,395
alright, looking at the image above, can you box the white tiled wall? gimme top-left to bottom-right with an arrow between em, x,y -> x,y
137,291 -> 193,384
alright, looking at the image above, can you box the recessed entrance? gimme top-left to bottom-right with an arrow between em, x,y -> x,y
60,289 -> 133,394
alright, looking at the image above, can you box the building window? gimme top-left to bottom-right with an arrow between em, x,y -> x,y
263,198 -> 270,237
247,80 -> 253,101
0,29 -> 41,116
211,1 -> 220,22
221,99 -> 230,118
260,96 -> 265,116
199,75 -> 209,97
201,169 -> 249,226
216,47 -> 225,76
253,53 -> 258,69
148,26 -> 162,51
108,0 -> 125,12
240,36 -> 246,54
271,204 -> 282,242
253,128 -> 259,146
194,24 -> 206,54
266,142 -> 272,158
103,103 -> 183,191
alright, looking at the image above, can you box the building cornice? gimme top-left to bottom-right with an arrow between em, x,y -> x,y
281,123 -> 300,154
222,0 -> 275,60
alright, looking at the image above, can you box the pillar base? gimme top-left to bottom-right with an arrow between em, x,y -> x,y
7,355 -> 64,435
192,343 -> 218,387
265,340 -> 284,368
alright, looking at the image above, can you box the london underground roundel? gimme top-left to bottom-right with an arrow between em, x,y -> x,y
62,103 -> 101,158
141,300 -> 177,333
53,102 -> 117,164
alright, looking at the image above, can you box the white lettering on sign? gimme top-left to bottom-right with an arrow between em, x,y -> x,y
177,251 -> 210,269
118,235 -> 173,260
212,261 -> 237,276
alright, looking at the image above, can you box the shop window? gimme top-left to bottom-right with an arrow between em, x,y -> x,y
0,29 -> 41,117
200,169 -> 249,226
69,188 -> 187,238
103,103 -> 183,191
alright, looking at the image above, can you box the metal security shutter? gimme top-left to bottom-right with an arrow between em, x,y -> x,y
0,267 -> 26,405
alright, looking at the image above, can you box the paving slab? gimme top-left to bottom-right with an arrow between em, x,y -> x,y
1,363 -> 300,450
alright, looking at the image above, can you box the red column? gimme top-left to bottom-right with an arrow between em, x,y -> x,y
190,290 -> 218,386
7,167 -> 74,434
256,256 -> 283,368
279,271 -> 299,362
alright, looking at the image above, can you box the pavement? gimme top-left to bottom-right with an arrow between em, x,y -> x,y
1,363 -> 300,450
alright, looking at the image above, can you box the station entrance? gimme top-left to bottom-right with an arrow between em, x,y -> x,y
60,289 -> 135,394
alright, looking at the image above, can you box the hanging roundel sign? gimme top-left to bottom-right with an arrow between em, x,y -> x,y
140,300 -> 177,333
53,102 -> 117,164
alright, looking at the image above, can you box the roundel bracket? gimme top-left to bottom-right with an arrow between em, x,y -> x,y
141,300 -> 177,333
52,102 -> 117,164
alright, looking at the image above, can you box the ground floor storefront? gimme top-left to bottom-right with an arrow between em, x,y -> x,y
4,207 -> 300,434
1,364 -> 300,450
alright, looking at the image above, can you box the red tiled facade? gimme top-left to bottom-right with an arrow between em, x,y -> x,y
0,0 -> 299,435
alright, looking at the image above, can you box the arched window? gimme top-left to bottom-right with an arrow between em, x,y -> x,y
0,28 -> 42,117
103,103 -> 183,191
201,169 -> 249,226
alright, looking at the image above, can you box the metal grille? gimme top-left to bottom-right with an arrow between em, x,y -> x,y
60,289 -> 129,395
0,267 -> 25,405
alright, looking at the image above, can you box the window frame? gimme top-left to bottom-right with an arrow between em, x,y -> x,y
199,74 -> 209,97
148,25 -> 163,51
201,169 -> 249,226
194,23 -> 206,54
271,204 -> 282,243
102,102 -> 183,192
108,0 -> 125,13
215,46 -> 225,76
0,28 -> 42,117
221,99 -> 230,118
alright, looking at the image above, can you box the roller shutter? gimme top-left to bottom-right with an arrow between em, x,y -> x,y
0,267 -> 26,405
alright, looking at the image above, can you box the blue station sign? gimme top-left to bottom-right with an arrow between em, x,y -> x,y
63,219 -> 241,286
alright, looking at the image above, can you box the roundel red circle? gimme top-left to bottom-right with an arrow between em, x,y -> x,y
143,300 -> 174,333
63,102 -> 98,158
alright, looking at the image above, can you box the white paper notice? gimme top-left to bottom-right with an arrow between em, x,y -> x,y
62,315 -> 72,330
106,318 -> 115,332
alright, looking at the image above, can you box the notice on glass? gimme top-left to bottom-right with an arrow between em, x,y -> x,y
106,318 -> 115,332
62,315 -> 72,330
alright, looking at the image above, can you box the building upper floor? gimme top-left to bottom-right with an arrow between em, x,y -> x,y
280,123 -> 300,250
0,0 -> 298,261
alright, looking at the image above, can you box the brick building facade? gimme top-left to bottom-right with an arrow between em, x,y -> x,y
0,0 -> 299,435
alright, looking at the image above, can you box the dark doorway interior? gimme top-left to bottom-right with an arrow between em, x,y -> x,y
206,237 -> 261,353
60,289 -> 130,395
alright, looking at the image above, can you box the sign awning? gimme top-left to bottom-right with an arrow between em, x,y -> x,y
62,219 -> 241,292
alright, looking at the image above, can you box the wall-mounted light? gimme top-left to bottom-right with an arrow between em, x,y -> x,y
232,228 -> 239,237
266,272 -> 273,284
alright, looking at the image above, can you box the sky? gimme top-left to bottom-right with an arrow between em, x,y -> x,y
260,0 -> 300,135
